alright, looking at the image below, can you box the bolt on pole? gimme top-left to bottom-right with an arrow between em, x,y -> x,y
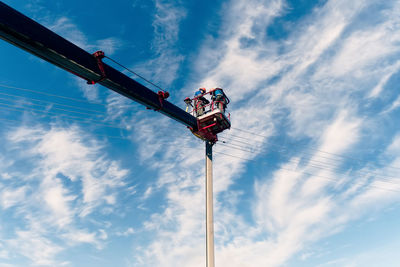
205,141 -> 215,267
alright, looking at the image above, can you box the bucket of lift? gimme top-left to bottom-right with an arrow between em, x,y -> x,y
185,88 -> 231,143
193,109 -> 231,142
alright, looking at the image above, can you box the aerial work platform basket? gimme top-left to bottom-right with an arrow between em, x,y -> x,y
184,88 -> 231,143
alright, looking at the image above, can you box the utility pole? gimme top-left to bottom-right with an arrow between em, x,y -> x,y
205,141 -> 215,267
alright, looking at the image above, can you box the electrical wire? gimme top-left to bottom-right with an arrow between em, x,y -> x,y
218,140 -> 400,184
229,127 -> 400,172
219,136 -> 264,149
0,97 -> 104,117
217,141 -> 400,183
213,151 -> 400,193
0,102 -> 197,139
0,83 -> 105,106
219,139 -> 400,184
230,127 -> 395,166
0,83 -> 138,115
220,139 -> 347,168
0,117 -> 132,141
1,108 -> 398,193
3,100 -> 395,186
0,104 -> 126,130
220,139 -> 355,168
0,91 -> 105,114
2,83 -> 399,178
0,104 -> 195,139
104,56 -> 166,92
220,132 -> 264,142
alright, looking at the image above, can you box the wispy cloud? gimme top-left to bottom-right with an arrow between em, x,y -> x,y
0,123 -> 129,265
40,14 -> 123,102
7,230 -> 66,266
130,0 -> 187,88
46,17 -> 122,55
151,0 -> 186,54
0,186 -> 27,209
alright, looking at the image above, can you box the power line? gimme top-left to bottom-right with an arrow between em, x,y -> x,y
2,83 -> 399,176
0,107 -> 195,139
0,96 -> 104,117
218,141 -> 400,184
214,151 -> 400,193
217,141 -> 400,183
221,140 -> 348,168
0,117 -> 133,141
219,137 -> 264,149
229,127 -> 400,172
220,132 -> 264,142
0,83 -> 105,106
1,108 -> 399,193
0,104 -> 126,130
220,138 -> 400,184
4,104 -> 395,185
0,91 -> 105,114
104,56 -> 166,92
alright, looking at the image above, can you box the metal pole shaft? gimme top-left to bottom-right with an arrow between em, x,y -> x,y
205,141 -> 215,267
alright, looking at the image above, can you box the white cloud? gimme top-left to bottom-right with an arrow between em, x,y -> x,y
116,227 -> 135,237
131,0 -> 187,88
7,230 -> 66,266
386,134 -> 400,155
369,61 -> 400,98
142,186 -> 153,200
105,91 -> 136,124
0,123 -> 129,265
196,0 -> 285,101
0,186 -> 27,209
95,37 -> 123,56
42,177 -> 76,228
382,93 -> 400,114
41,15 -> 123,102
47,17 -> 88,49
47,17 -> 122,55
317,110 -> 361,155
75,79 -> 101,102
328,27 -> 397,77
152,0 -> 186,53
62,229 -> 101,248
10,126 -> 129,215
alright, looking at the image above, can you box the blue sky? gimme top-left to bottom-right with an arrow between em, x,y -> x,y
1,0 -> 400,266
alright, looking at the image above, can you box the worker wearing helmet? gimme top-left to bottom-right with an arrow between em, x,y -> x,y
211,88 -> 227,112
194,88 -> 209,116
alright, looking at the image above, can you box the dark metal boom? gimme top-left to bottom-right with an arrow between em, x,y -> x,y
0,1 -> 198,130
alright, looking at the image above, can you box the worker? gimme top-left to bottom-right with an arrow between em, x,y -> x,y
184,97 -> 193,113
211,88 -> 227,112
193,88 -> 209,116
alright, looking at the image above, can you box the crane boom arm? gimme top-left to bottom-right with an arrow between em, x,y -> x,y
0,2 -> 198,130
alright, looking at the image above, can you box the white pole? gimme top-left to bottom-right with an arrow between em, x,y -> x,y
205,141 -> 215,267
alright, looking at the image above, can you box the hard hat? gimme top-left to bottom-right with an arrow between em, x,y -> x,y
184,97 -> 192,104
